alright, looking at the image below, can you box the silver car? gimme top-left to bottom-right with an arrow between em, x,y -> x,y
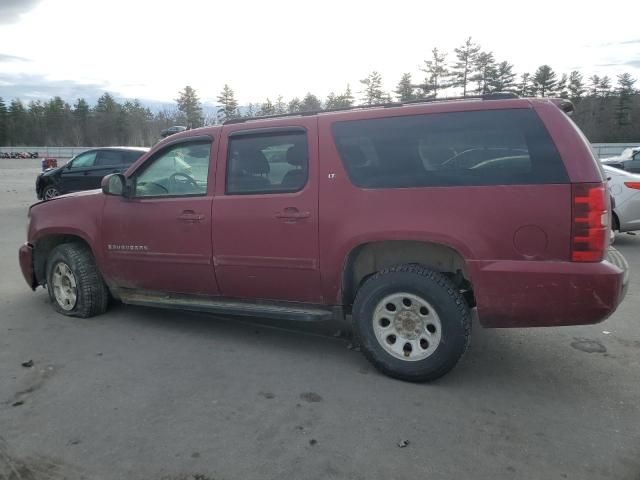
601,146 -> 640,173
605,165 -> 640,233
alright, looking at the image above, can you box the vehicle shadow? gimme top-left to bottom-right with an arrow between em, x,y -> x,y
11,290 -> 626,401
101,300 -> 621,398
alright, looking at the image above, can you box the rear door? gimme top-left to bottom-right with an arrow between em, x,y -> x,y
89,150 -> 127,188
212,120 -> 322,303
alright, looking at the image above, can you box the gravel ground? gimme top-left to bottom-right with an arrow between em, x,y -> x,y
1,159 -> 639,480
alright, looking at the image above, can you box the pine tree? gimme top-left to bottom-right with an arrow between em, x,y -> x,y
338,85 -> 354,107
421,48 -> 449,98
568,71 -> 586,102
244,103 -> 257,118
615,73 -> 636,126
556,74 -> 569,99
599,76 -> 612,97
518,73 -> 534,97
0,97 -> 8,146
492,61 -> 517,92
300,93 -> 322,111
325,92 -> 339,109
589,75 -> 601,97
274,95 -> 287,114
394,73 -> 416,101
216,84 -> 239,123
532,65 -> 557,97
472,51 -> 497,94
176,85 -> 203,128
359,71 -> 386,104
288,97 -> 302,113
259,98 -> 275,116
451,37 -> 481,96
8,99 -> 28,145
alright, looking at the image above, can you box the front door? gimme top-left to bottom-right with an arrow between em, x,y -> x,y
60,150 -> 99,192
212,120 -> 322,303
101,137 -> 219,296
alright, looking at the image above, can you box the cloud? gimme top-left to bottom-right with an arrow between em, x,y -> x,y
0,73 -> 185,112
595,38 -> 640,47
618,39 -> 640,45
0,73 -> 109,103
0,53 -> 30,62
0,0 -> 42,24
597,60 -> 640,68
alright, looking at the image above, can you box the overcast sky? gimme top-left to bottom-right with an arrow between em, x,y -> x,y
1,0 -> 639,106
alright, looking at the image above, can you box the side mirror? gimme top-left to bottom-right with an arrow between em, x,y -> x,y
102,173 -> 127,196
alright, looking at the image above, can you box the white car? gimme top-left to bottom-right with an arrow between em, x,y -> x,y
601,147 -> 640,173
604,165 -> 640,233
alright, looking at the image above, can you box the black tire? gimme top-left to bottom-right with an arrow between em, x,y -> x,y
46,243 -> 109,318
612,212 -> 620,232
352,264 -> 471,382
43,186 -> 60,200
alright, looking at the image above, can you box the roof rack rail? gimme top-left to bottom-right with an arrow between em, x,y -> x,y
223,91 -> 520,125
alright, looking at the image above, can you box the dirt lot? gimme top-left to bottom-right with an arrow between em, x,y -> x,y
1,159 -> 639,480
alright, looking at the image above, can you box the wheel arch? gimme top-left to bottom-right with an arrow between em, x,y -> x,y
33,233 -> 94,285
341,240 -> 473,309
612,210 -> 620,232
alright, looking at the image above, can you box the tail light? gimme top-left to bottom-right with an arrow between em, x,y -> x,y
624,182 -> 640,190
571,183 -> 608,262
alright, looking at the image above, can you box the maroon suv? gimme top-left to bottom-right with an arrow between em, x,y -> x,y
18,94 -> 629,381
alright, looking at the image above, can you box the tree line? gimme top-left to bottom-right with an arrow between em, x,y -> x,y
1,36 -> 638,146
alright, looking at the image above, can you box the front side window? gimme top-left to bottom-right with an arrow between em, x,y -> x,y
332,109 -> 568,188
70,151 -> 97,168
226,131 -> 308,194
134,141 -> 211,197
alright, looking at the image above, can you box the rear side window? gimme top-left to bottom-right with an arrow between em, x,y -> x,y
332,109 -> 568,188
123,150 -> 145,164
95,150 -> 123,166
226,131 -> 308,194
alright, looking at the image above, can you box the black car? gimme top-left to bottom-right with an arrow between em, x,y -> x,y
160,125 -> 187,138
36,147 -> 148,200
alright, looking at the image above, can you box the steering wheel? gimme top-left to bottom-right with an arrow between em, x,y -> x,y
169,172 -> 199,190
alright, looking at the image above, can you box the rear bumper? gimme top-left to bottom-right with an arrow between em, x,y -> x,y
18,243 -> 37,290
471,248 -> 629,328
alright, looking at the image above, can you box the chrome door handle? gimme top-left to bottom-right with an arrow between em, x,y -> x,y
275,208 -> 310,221
178,211 -> 204,222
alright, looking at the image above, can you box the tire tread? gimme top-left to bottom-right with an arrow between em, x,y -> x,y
47,243 -> 108,318
353,263 -> 471,382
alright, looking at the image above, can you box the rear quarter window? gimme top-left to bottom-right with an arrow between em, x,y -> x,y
332,109 -> 569,188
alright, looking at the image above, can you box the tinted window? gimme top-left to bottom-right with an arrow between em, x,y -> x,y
226,131 -> 308,194
134,141 -> 211,197
332,109 -> 568,188
123,150 -> 145,165
95,150 -> 123,166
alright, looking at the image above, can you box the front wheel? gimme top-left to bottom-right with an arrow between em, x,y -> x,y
43,186 -> 60,200
352,264 -> 471,382
46,243 -> 109,318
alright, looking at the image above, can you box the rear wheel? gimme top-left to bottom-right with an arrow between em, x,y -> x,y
352,264 -> 471,382
46,243 -> 109,318
43,186 -> 60,200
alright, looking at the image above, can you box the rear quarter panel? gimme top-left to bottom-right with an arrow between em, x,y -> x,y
317,104 -> 573,306
531,100 -> 604,183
